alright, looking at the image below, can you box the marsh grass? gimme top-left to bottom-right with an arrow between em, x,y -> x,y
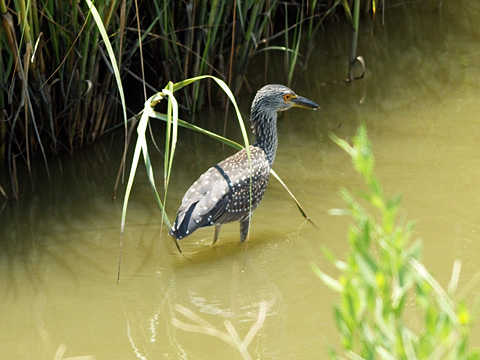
313,125 -> 480,359
1,0 -> 372,197
1,0 -> 129,198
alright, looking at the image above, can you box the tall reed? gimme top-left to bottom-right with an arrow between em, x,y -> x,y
1,0 -> 129,198
1,0 -> 374,198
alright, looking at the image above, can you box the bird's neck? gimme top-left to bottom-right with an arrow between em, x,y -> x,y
251,108 -> 278,167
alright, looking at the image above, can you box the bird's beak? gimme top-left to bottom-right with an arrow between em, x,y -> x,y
291,95 -> 320,110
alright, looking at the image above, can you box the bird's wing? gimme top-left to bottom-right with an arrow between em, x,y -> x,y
212,146 -> 270,223
173,165 -> 229,234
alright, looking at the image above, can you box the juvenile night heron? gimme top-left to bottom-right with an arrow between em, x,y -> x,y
169,84 -> 319,244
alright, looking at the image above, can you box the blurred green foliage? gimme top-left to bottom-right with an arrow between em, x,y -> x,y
313,125 -> 479,359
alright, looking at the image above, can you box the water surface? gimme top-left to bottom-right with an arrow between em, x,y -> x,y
1,1 -> 480,358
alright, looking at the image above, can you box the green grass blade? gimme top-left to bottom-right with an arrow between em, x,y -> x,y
85,0 -> 127,132
150,111 -> 244,150
252,46 -> 301,56
164,81 -> 173,188
118,104 -> 148,282
162,85 -> 179,209
120,105 -> 151,235
172,75 -> 250,153
342,0 -> 354,27
142,134 -> 171,228
270,169 -> 314,224
288,12 -> 302,86
120,97 -> 171,241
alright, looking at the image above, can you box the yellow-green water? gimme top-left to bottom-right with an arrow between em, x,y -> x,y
1,2 -> 480,358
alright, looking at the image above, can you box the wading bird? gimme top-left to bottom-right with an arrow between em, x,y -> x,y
169,84 -> 319,245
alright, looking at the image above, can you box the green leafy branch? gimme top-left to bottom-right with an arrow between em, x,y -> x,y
313,125 -> 479,359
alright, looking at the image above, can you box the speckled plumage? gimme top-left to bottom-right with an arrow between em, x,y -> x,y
169,84 -> 319,243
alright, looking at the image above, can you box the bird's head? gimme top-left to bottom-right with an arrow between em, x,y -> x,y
252,84 -> 320,114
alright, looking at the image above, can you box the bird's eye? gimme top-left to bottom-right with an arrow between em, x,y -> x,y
283,93 -> 292,101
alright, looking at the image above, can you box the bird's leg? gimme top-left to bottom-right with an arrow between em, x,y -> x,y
240,218 -> 250,242
212,225 -> 222,245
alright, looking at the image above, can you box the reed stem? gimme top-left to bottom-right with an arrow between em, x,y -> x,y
348,0 -> 361,81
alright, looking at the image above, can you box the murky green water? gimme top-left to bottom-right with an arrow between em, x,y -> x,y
2,1 -> 480,358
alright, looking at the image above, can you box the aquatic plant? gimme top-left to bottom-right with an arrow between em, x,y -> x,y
313,125 -> 480,359
0,0 -> 129,198
1,0 -> 371,198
